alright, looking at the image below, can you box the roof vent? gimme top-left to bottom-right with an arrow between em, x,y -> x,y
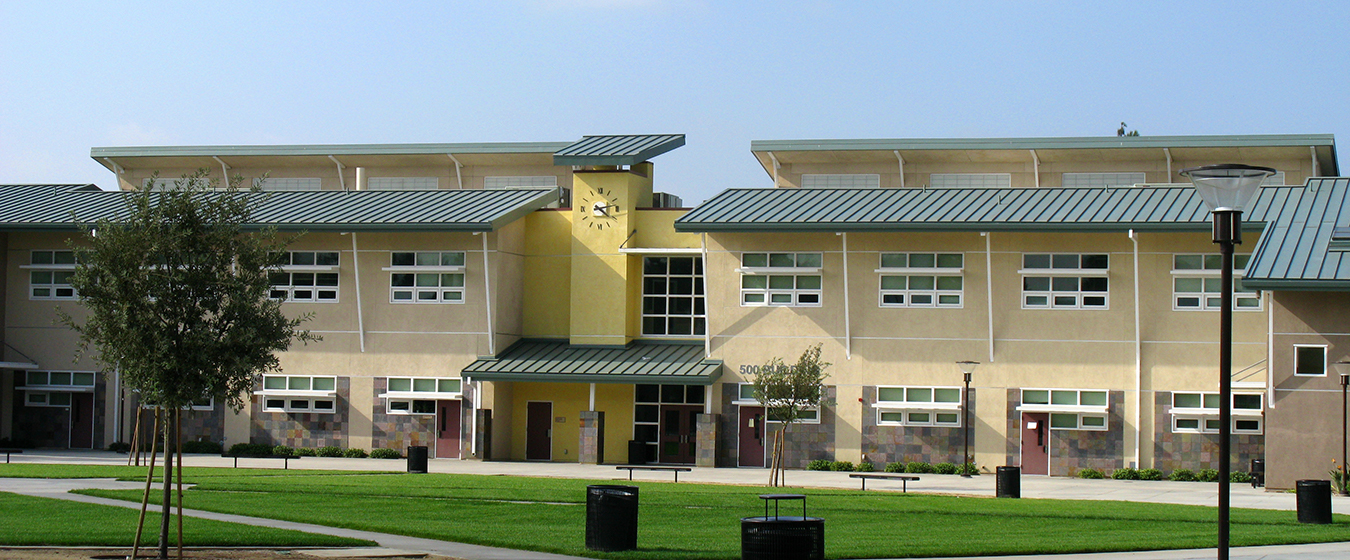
651,192 -> 683,209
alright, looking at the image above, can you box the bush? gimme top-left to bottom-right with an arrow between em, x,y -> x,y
806,459 -> 832,471
272,445 -> 295,457
957,462 -> 979,476
1169,469 -> 1197,482
855,462 -> 874,472
227,443 -> 272,457
1111,467 -> 1140,480
181,440 -> 222,454
1197,468 -> 1220,483
1231,471 -> 1253,484
884,462 -> 906,473
1078,468 -> 1106,479
294,447 -> 317,457
317,446 -> 344,458
905,461 -> 934,474
831,461 -> 855,472
107,442 -> 132,453
370,448 -> 401,459
343,447 -> 368,459
1138,468 -> 1164,481
933,462 -> 958,475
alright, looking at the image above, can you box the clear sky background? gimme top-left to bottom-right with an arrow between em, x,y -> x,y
2,1 -> 1348,204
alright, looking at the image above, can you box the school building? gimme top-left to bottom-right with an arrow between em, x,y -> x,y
1,133 -> 1347,489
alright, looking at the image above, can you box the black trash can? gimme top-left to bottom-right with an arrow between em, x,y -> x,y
406,446 -> 428,474
1296,480 -> 1332,524
742,494 -> 823,560
586,485 -> 639,552
1250,459 -> 1265,488
627,440 -> 648,465
996,466 -> 1021,499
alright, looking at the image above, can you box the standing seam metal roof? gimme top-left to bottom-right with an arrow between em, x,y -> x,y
461,340 -> 722,385
1244,179 -> 1350,288
552,134 -> 686,166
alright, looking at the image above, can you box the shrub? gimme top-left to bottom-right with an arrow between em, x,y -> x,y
272,445 -> 295,457
370,448 -> 401,459
317,446 -> 343,458
933,462 -> 958,475
884,462 -> 905,473
343,447 -> 368,459
1138,468 -> 1164,481
1169,469 -> 1197,482
227,443 -> 272,457
806,459 -> 832,471
855,462 -> 874,472
905,461 -> 934,474
107,442 -> 132,453
957,462 -> 979,476
1078,468 -> 1106,479
294,447 -> 317,457
1197,468 -> 1220,483
1231,471 -> 1253,484
831,461 -> 855,472
181,440 -> 222,454
1111,467 -> 1140,480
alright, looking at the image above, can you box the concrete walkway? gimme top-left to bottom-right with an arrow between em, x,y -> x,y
6,450 -> 1350,559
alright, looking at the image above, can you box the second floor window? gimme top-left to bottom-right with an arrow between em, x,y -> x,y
387,251 -> 466,303
1172,254 -> 1260,311
877,253 -> 964,308
641,256 -> 705,336
29,250 -> 77,300
1021,253 -> 1108,309
269,251 -> 339,303
739,252 -> 822,307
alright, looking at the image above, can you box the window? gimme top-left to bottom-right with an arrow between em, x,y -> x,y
387,251 -> 465,303
1021,253 -> 1109,309
141,396 -> 214,411
930,173 -> 1011,189
739,252 -> 822,307
368,177 -> 438,190
633,384 -> 708,458
800,174 -> 880,189
28,250 -> 77,300
256,177 -> 322,191
26,392 -> 72,407
1020,388 -> 1108,431
641,257 -> 705,336
1170,391 -> 1264,434
22,370 -> 95,408
731,382 -> 817,423
875,386 -> 963,427
1172,254 -> 1260,311
270,251 -> 339,302
1061,172 -> 1147,188
260,375 -> 337,413
383,377 -> 462,415
877,253 -> 963,307
1295,345 -> 1327,376
484,176 -> 558,189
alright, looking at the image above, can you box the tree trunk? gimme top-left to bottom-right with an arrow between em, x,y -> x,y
176,408 -> 184,560
131,408 -> 159,560
158,410 -> 174,560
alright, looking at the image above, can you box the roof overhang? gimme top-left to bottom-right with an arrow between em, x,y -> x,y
463,339 -> 722,385
553,135 -> 685,167
91,142 -> 573,174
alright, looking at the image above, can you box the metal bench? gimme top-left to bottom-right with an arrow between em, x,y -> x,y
221,454 -> 299,469
849,473 -> 919,492
0,448 -> 21,464
616,465 -> 692,482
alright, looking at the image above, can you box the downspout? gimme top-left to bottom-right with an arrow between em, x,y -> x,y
481,232 -> 496,356
448,154 -> 464,189
983,232 -> 994,362
212,156 -> 230,187
328,156 -> 346,191
113,367 -> 121,443
839,232 -> 851,359
350,232 -> 365,353
1267,290 -> 1275,409
471,380 -> 482,458
1129,229 -> 1141,467
589,384 -> 596,411
1030,150 -> 1040,188
894,151 -> 906,189
702,233 -> 711,358
768,152 -> 780,188
1163,148 -> 1173,183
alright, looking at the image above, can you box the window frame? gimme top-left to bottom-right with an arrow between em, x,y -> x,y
26,250 -> 78,300
640,256 -> 706,337
1019,253 -> 1109,310
738,252 -> 823,307
800,174 -> 881,189
874,385 -> 963,427
270,251 -> 340,303
876,253 -> 964,308
381,377 -> 462,415
734,382 -> 820,424
1170,254 -> 1260,311
385,251 -> 467,304
1294,344 -> 1328,377
259,375 -> 339,414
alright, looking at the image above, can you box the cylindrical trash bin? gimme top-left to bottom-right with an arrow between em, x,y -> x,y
1296,480 -> 1333,524
406,446 -> 428,474
1250,459 -> 1265,487
996,466 -> 1021,499
627,440 -> 648,465
741,517 -> 824,560
586,485 -> 639,552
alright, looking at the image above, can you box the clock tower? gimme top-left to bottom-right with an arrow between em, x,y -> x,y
568,162 -> 654,346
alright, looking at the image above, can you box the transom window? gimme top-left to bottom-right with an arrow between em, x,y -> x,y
930,173 -> 1011,189
875,386 -> 962,427
1061,172 -> 1146,188
261,375 -> 337,413
1172,254 -> 1259,311
1021,253 -> 1108,309
368,177 -> 438,190
1295,345 -> 1327,376
739,252 -> 822,307
388,251 -> 466,303
270,251 -> 340,302
24,370 -> 95,407
29,250 -> 77,300
733,383 -> 818,423
641,257 -> 705,336
800,174 -> 880,189
484,176 -> 558,189
1021,388 -> 1108,431
255,177 -> 321,191
1171,392 -> 1263,412
877,253 -> 963,307
384,377 -> 462,415
1171,392 -> 1264,434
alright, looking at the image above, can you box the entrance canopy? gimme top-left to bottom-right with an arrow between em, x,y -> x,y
463,339 -> 722,385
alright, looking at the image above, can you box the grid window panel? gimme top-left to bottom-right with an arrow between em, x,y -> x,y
483,176 -> 558,189
1061,172 -> 1147,188
368,177 -> 438,190
929,173 -> 1011,189
388,252 -> 466,303
740,252 -> 822,307
1172,254 -> 1259,311
270,272 -> 339,302
642,257 -> 705,336
255,177 -> 322,191
29,250 -> 78,300
800,174 -> 880,189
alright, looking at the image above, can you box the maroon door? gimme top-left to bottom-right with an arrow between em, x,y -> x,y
658,405 -> 701,464
1020,412 -> 1049,475
70,393 -> 94,449
526,401 -> 552,461
738,406 -> 766,467
437,400 -> 462,458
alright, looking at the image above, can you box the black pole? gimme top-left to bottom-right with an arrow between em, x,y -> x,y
1213,210 -> 1238,560
1342,375 -> 1347,495
962,372 -> 972,478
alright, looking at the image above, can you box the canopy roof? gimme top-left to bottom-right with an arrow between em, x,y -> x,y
463,339 -> 722,385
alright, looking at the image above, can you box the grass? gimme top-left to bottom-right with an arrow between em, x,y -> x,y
59,468 -> 1350,560
0,491 -> 374,547
0,463 -> 378,480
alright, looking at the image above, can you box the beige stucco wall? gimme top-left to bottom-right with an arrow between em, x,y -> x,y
1267,290 -> 1350,489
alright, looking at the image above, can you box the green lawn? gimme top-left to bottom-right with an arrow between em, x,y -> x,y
60,468 -> 1350,560
0,491 -> 374,547
0,462 -> 384,480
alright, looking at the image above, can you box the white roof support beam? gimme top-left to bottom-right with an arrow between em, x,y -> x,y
894,150 -> 905,189
1312,146 -> 1320,177
768,151 -> 781,188
448,154 -> 464,189
1163,148 -> 1173,182
1029,150 -> 1040,188
212,156 -> 230,186
328,155 -> 346,191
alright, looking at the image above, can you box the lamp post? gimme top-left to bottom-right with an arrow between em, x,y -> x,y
1182,164 -> 1274,560
957,360 -> 980,478
1336,361 -> 1350,496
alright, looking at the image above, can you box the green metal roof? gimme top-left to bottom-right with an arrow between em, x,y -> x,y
553,134 -> 685,166
91,142 -> 572,159
751,134 -> 1337,153
675,185 -> 1305,233
462,339 -> 722,385
0,185 -> 557,232
1243,178 -> 1350,289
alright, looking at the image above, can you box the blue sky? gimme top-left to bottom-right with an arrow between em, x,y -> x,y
3,1 -> 1348,204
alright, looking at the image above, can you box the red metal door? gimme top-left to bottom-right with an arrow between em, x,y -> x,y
738,406 -> 765,467
658,405 -> 700,464
437,400 -> 462,458
1021,412 -> 1049,475
526,401 -> 552,461
69,393 -> 94,449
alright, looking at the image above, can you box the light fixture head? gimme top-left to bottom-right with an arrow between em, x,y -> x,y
956,360 -> 980,375
1336,360 -> 1350,378
1180,163 -> 1276,213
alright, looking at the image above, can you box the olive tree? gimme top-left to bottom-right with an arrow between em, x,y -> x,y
752,344 -> 830,487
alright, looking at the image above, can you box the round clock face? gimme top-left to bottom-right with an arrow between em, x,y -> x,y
579,188 -> 620,230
